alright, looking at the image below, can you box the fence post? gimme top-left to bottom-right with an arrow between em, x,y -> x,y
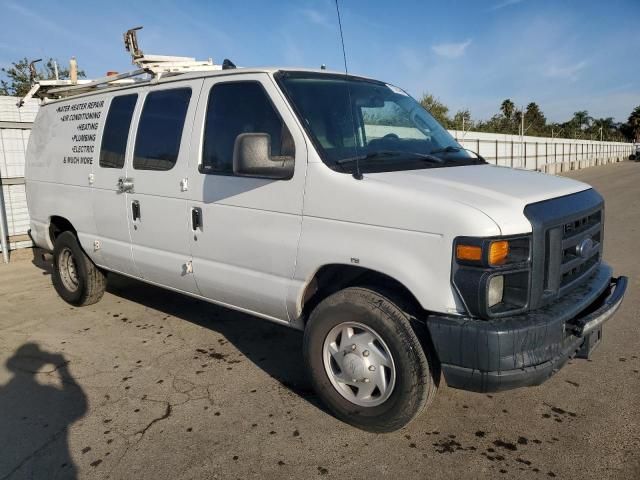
534,142 -> 538,171
0,185 -> 9,264
545,142 -> 548,171
495,139 -> 498,165
510,140 -> 514,168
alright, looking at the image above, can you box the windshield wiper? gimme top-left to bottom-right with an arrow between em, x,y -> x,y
430,145 -> 461,155
336,150 -> 445,165
429,145 -> 488,164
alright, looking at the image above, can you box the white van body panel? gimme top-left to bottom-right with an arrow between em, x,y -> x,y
25,98 -> 103,257
290,161 -> 501,316
366,165 -> 590,235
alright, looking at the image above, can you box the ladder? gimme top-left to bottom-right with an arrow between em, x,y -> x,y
18,26 -> 229,106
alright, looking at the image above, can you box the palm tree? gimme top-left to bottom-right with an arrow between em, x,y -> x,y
591,117 -> 615,140
572,111 -> 592,130
500,99 -> 515,120
628,106 -> 640,142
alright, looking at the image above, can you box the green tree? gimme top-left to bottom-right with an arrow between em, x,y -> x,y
500,99 -> 515,120
513,108 -> 524,134
589,117 -> 615,140
524,102 -> 547,136
569,110 -> 592,137
624,106 -> 640,142
0,57 -> 85,97
419,93 -> 450,127
452,109 -> 472,131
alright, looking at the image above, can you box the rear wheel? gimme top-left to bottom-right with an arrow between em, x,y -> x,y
52,231 -> 106,306
303,287 -> 437,432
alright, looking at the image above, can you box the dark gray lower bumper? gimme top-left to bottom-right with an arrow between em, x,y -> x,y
426,266 -> 627,393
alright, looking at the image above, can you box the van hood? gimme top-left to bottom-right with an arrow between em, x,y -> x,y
367,164 -> 591,235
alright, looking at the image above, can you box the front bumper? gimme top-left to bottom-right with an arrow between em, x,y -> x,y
426,264 -> 627,393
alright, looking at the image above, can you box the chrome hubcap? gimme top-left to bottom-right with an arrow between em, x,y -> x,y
58,247 -> 79,292
322,322 -> 396,407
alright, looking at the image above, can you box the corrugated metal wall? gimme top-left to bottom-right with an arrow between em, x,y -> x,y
0,96 -> 39,252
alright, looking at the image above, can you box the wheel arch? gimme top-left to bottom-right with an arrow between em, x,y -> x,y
48,215 -> 77,245
299,263 -> 424,324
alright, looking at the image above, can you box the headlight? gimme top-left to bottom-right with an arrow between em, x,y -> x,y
453,235 -> 531,318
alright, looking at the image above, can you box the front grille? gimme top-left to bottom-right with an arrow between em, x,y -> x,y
559,211 -> 602,289
545,209 -> 603,297
524,189 -> 605,310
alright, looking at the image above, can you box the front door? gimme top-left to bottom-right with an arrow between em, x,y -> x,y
126,80 -> 203,293
186,74 -> 307,321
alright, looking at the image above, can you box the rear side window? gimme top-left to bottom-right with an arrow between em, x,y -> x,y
99,94 -> 137,169
201,81 -> 294,174
133,88 -> 191,171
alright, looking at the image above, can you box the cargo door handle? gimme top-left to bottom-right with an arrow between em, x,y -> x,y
132,200 -> 141,221
117,177 -> 134,193
191,207 -> 202,231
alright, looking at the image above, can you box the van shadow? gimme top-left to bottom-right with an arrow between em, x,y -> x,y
105,273 -> 324,411
0,342 -> 87,479
31,247 -> 53,275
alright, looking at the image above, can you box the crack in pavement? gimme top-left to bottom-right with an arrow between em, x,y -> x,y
134,402 -> 172,437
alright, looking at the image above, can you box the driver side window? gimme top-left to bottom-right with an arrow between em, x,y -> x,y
200,81 -> 295,175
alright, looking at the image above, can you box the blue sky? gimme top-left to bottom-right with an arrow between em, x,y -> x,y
1,0 -> 638,122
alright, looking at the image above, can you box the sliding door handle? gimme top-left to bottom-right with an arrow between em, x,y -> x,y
191,207 -> 202,231
132,200 -> 141,221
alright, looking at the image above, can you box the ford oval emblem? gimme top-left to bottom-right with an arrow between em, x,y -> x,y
576,237 -> 594,258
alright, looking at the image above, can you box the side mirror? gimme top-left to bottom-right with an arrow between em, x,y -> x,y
232,133 -> 294,179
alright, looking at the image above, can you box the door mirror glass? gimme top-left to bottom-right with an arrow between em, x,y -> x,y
232,133 -> 294,179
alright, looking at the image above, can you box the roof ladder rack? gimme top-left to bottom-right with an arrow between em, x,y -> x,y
18,26 -> 224,105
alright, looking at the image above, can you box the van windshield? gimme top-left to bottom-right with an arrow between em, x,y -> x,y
276,71 -> 482,174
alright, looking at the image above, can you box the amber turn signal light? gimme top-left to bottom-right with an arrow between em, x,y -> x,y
489,240 -> 509,265
456,244 -> 482,262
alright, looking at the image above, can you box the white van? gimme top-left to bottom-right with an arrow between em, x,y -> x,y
26,67 -> 627,431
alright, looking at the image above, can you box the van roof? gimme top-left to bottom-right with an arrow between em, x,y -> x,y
38,67 -> 382,106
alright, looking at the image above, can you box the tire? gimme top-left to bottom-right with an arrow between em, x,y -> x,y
303,287 -> 436,432
629,154 -> 636,161
52,231 -> 106,306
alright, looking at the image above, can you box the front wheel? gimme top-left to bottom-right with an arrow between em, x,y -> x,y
52,231 -> 106,306
303,287 -> 437,432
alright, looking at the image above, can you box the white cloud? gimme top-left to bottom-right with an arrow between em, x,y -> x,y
300,8 -> 332,28
431,39 -> 472,59
544,61 -> 588,81
490,0 -> 524,11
